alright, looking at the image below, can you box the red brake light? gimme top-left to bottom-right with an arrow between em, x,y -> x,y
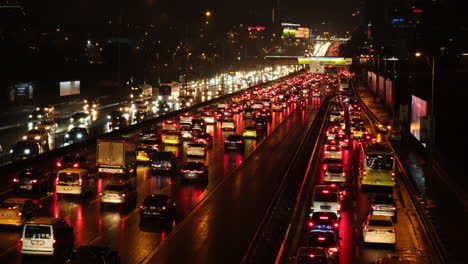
318,237 -> 326,241
73,163 -> 79,168
308,221 -> 314,227
79,178 -> 82,186
140,205 -> 145,209
309,254 -> 315,258
12,178 -> 19,183
56,161 -> 62,167
322,190 -> 329,193
121,193 -> 126,197
329,247 -> 338,252
334,223 -> 339,228
181,170 -> 189,173
194,170 -> 204,173
319,216 -> 329,220
30,179 -> 38,184
17,212 -> 22,217
162,206 -> 166,210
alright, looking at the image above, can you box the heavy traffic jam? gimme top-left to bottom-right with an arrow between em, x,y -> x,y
0,67 -> 410,264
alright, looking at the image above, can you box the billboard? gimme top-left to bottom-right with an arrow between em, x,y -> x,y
410,95 -> 427,142
282,27 -> 296,37
60,81 -> 80,96
295,27 -> 310,38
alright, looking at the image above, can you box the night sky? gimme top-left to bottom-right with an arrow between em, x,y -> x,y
23,0 -> 360,34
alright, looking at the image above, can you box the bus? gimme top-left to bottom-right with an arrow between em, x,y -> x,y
358,141 -> 396,191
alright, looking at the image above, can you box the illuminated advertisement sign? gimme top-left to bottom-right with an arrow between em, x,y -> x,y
294,27 -> 310,38
60,80 -> 80,96
410,95 -> 427,142
248,26 -> 266,30
283,27 -> 296,37
297,57 -> 352,65
281,22 -> 301,27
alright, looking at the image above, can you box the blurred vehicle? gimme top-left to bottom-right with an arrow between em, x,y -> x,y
242,125 -> 258,139
28,109 -> 47,121
349,110 -> 361,119
186,142 -> 207,158
22,129 -> 48,144
221,118 -> 236,131
323,145 -> 342,164
243,108 -> 255,119
13,168 -> 52,194
56,153 -> 90,170
150,151 -> 177,174
310,185 -> 341,217
272,103 -> 283,112
34,119 -> 57,132
180,127 -> 194,140
376,121 -> 392,134
257,109 -> 272,122
292,246 -> 331,264
138,137 -> 161,150
179,112 -> 193,126
100,183 -> 136,207
65,127 -> 89,143
20,217 -> 74,257
191,118 -> 206,132
224,134 -> 245,152
10,140 -> 41,161
96,137 -> 136,175
307,231 -> 340,261
308,211 -> 340,233
254,117 -> 268,130
139,127 -> 160,139
161,131 -> 181,145
161,120 -> 178,132
370,193 -> 397,222
66,245 -> 120,264
362,215 -> 396,246
388,129 -> 402,142
180,161 -> 208,182
0,198 -> 39,226
202,112 -> 216,124
334,133 -> 349,149
222,109 -> 233,118
133,110 -> 147,122
329,111 -> 341,122
107,111 -> 127,131
55,168 -> 95,198
312,89 -> 321,97
193,133 -> 213,149
140,194 -> 176,220
119,103 -> 133,113
69,112 -> 90,126
350,117 -> 364,127
323,164 -> 346,184
135,145 -> 156,162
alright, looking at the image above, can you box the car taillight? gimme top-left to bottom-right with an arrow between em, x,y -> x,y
308,221 -> 314,227
236,141 -> 243,143
162,206 -> 166,210
52,239 -> 57,248
99,193 -> 103,196
224,140 -> 229,143
73,163 -> 79,168
388,229 -> 395,233
319,216 -> 329,220
324,151 -> 329,154
56,161 -> 62,167
79,178 -> 82,186
181,170 -> 189,173
121,193 -> 126,197
55,177 -> 59,184
30,179 -> 38,184
140,205 -> 145,209
12,178 -> 19,183
372,205 -> 377,210
334,223 -> 339,228
17,212 -> 22,217
318,237 -> 326,241
391,206 -> 396,210
337,204 -> 341,210
194,170 -> 204,174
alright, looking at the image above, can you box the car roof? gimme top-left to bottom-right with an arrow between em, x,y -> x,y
57,168 -> 88,173
25,217 -> 62,225
368,215 -> 392,221
2,197 -> 31,204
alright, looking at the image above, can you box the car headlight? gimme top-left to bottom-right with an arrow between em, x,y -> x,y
77,133 -> 82,138
10,149 -> 13,153
24,149 -> 30,154
70,118 -> 74,122
37,115 -> 43,118
28,115 -> 33,118
22,136 -> 27,140
34,136 -> 40,140
65,134 -> 69,138
107,115 -> 111,119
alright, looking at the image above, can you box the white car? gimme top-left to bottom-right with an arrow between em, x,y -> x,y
323,164 -> 346,183
363,215 -> 396,246
221,119 -> 236,131
180,128 -> 194,140
186,142 -> 207,158
309,185 -> 341,217
202,114 -> 216,124
323,145 -> 342,163
329,111 -> 341,122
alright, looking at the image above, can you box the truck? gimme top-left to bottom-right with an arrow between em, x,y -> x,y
96,137 -> 136,175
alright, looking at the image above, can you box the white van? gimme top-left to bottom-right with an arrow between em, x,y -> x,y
55,168 -> 95,198
21,217 -> 74,256
310,185 -> 342,217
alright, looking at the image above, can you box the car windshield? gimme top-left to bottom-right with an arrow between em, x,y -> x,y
25,225 -> 51,239
373,195 -> 394,204
62,155 -> 82,163
314,192 -> 339,202
369,220 -> 393,227
183,163 -> 204,170
143,196 -> 168,206
105,185 -> 125,191
58,173 -> 79,182
326,146 -> 340,151
0,202 -> 22,209
327,166 -> 343,173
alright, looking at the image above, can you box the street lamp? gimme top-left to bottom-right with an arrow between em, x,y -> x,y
414,51 -> 435,149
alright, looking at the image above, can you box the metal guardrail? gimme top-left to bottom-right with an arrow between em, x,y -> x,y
241,93 -> 331,264
353,82 -> 449,264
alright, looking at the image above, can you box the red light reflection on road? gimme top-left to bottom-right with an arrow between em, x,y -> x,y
119,218 -> 126,242
338,211 -> 353,264
51,193 -> 59,218
97,178 -> 103,194
74,205 -> 83,245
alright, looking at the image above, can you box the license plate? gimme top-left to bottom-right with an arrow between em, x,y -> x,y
20,185 -> 33,190
31,240 -> 44,245
150,206 -> 156,210
99,168 -> 120,173
1,212 -> 12,216
320,205 -> 331,210
107,194 -> 118,198
380,206 -> 389,210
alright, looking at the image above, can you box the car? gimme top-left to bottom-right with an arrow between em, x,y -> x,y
21,217 -> 75,257
56,153 -> 90,170
222,109 -> 234,118
350,117 -> 364,127
242,125 -> 258,139
333,133 -> 349,149
202,112 -> 216,124
388,129 -> 402,142
349,110 -> 361,119
13,168 -> 52,194
56,168 -> 95,198
307,231 -> 340,261
272,103 -> 283,112
326,128 -> 339,141
193,132 -> 213,148
138,137 -> 161,150
351,126 -> 368,140
186,142 -> 207,158
221,118 -> 236,131
254,117 -> 268,130
22,129 -> 49,144
370,193 -> 397,222
323,145 -> 342,164
135,145 -> 156,162
119,103 -> 133,113
224,134 -> 245,152
180,162 -> 208,182
161,120 -> 179,132
139,127 -> 160,139
133,110 -> 147,122
329,111 -> 341,122
161,131 -> 181,145
0,198 -> 39,226
308,212 -> 340,233
180,127 -> 194,140
179,112 -> 193,126
257,109 -> 272,122
65,127 -> 89,143
323,164 -> 346,184
34,119 -> 58,132
310,185 -> 342,217
10,140 -> 41,161
108,118 -> 127,131
100,183 -> 136,207
191,118 -> 206,132
243,108 -> 255,119
292,246 -> 332,264
139,194 -> 176,220
28,110 -> 47,122
149,151 -> 177,174
70,112 -> 90,126
66,245 -> 121,264
362,215 -> 396,246
312,89 -> 321,97
376,121 -> 392,134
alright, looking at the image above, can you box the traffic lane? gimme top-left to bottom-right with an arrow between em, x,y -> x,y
144,99 -> 318,264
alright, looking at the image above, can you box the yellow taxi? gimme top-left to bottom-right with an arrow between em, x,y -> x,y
162,131 -> 181,145
0,198 -> 38,226
136,145 -> 156,162
242,126 -> 258,139
352,126 -> 368,140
